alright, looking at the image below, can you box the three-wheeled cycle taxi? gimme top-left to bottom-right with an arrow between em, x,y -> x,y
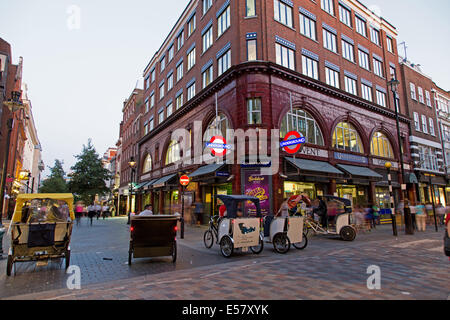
213,195 -> 264,258
6,193 -> 74,276
266,215 -> 308,254
128,214 -> 180,264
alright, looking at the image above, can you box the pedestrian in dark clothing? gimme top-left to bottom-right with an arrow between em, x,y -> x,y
87,204 -> 96,226
313,197 -> 328,228
193,202 -> 204,225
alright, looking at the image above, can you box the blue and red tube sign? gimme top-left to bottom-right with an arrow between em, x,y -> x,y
205,136 -> 231,157
280,131 -> 305,154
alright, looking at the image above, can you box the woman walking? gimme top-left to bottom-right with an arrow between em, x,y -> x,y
75,202 -> 84,226
415,202 -> 426,232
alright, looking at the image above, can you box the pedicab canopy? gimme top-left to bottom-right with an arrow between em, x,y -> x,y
12,193 -> 75,223
216,195 -> 262,218
323,195 -> 352,214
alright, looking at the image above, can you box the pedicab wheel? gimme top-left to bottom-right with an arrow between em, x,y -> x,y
203,230 -> 214,249
220,236 -> 234,258
293,233 -> 308,250
6,255 -> 13,277
273,233 -> 290,254
250,234 -> 264,254
340,226 -> 356,241
172,241 -> 177,263
65,249 -> 71,269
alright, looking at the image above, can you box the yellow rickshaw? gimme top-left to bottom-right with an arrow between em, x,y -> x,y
6,193 -> 75,276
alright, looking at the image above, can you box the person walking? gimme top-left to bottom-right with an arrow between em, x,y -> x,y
409,202 -> 417,230
95,203 -> 101,220
102,204 -> 110,220
87,203 -> 96,226
75,203 -> 84,226
436,203 -> 446,226
313,196 -> 328,228
425,202 -> 433,226
416,202 -> 426,232
193,202 -> 204,225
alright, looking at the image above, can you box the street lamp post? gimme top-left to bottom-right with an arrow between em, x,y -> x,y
1,91 -> 24,227
427,174 -> 439,232
388,78 -> 414,235
385,162 -> 398,236
127,157 -> 136,225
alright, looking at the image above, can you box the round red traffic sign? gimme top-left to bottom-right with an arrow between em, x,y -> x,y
281,131 -> 304,154
209,136 -> 228,157
180,175 -> 190,186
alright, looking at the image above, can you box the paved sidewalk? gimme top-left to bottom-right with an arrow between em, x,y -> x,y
4,224 -> 449,300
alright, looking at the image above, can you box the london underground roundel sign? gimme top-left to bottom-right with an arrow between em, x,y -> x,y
180,175 -> 190,186
280,131 -> 306,154
206,136 -> 230,157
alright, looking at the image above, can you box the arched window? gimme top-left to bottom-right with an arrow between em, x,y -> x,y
165,140 -> 181,165
142,154 -> 152,173
280,109 -> 324,146
371,132 -> 394,159
204,113 -> 230,140
332,122 -> 364,153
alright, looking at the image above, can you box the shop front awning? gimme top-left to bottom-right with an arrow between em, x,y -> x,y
336,164 -> 383,179
285,157 -> 344,175
189,163 -> 226,178
143,178 -> 159,190
152,174 -> 177,188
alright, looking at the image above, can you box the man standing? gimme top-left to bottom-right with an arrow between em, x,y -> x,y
138,204 -> 153,216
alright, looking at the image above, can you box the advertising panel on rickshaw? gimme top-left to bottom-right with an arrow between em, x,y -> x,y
286,216 -> 304,244
232,218 -> 260,249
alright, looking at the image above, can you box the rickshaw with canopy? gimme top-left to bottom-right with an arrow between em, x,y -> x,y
6,193 -> 75,276
215,195 -> 264,258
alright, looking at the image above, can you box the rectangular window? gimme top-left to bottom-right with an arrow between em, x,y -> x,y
177,62 -> 184,82
361,83 -> 373,102
187,47 -> 196,70
373,58 -> 384,77
167,74 -> 174,91
274,0 -> 293,28
323,29 -> 337,53
321,0 -> 334,15
410,83 -> 417,100
425,90 -> 432,107
302,55 -> 318,80
150,93 -> 155,108
246,0 -> 256,17
218,5 -> 231,37
344,76 -> 357,95
358,50 -> 370,70
418,87 -> 424,104
370,28 -> 380,46
168,45 -> 174,62
325,67 -> 340,89
150,118 -> 154,131
167,102 -> 173,118
299,13 -> 316,40
145,76 -> 150,90
414,112 -> 420,131
202,65 -> 213,88
144,121 -> 149,135
159,82 -> 165,100
202,27 -> 213,52
276,43 -> 295,71
151,69 -> 155,83
339,5 -> 352,27
389,65 -> 397,80
422,115 -> 428,133
160,57 -> 166,72
203,0 -> 212,14
247,39 -> 257,61
145,98 -> 149,113
187,82 -> 196,100
218,49 -> 231,76
176,93 -> 184,109
188,14 -> 196,37
355,16 -> 367,37
376,90 -> 386,107
342,40 -> 354,62
429,118 -> 435,136
177,30 -> 184,50
247,98 -> 262,124
387,37 -> 394,53
159,109 -> 164,124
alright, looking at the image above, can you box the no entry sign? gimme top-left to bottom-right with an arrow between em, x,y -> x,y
280,131 -> 305,154
180,175 -> 190,186
205,136 -> 231,157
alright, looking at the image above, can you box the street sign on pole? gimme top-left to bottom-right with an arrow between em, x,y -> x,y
180,175 -> 190,186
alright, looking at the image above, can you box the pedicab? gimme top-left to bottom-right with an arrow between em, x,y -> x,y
128,214 -> 180,264
304,195 -> 356,241
6,193 -> 75,276
215,195 -> 264,258
264,194 -> 309,254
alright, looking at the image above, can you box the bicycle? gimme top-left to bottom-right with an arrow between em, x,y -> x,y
203,215 -> 220,249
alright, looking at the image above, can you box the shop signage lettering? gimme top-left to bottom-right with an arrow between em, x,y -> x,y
299,147 -> 328,158
334,152 -> 368,164
372,158 -> 398,168
216,172 -> 230,177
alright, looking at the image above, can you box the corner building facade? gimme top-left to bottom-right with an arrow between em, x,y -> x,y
136,0 -> 411,222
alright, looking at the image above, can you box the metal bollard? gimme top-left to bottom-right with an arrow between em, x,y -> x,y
0,227 -> 5,259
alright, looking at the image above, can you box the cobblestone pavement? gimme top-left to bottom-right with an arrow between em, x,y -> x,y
1,217 -> 449,300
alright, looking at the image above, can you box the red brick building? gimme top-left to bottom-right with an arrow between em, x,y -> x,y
131,0 -> 412,221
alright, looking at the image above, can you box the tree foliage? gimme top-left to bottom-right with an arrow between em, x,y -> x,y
39,159 -> 69,193
68,139 -> 112,205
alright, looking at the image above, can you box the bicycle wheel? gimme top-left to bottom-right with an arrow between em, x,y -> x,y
273,233 -> 290,254
220,236 -> 234,258
250,234 -> 264,254
203,229 -> 214,249
292,233 -> 308,250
